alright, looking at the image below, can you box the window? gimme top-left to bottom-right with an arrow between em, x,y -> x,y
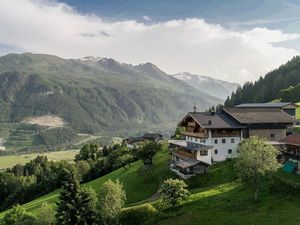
200,150 -> 208,156
195,138 -> 198,142
214,149 -> 218,154
231,138 -> 235,143
270,133 -> 275,138
222,139 -> 226,144
214,139 -> 218,144
228,149 -> 232,154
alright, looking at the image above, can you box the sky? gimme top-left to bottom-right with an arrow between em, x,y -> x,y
1,0 -> 300,84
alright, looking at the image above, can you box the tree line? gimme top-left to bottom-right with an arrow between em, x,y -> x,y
224,56 -> 300,106
0,141 -> 161,212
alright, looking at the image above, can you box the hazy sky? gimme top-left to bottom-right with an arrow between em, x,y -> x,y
1,0 -> 300,84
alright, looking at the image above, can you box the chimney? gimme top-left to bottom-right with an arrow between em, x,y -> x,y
193,103 -> 197,112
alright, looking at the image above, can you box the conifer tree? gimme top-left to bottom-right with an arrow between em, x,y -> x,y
55,169 -> 97,225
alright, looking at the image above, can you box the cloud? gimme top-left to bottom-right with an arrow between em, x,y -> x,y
0,0 -> 299,84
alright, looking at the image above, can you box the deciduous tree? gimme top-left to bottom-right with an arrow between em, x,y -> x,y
98,179 -> 126,225
235,136 -> 280,201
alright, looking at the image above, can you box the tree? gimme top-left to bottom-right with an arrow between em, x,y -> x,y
98,179 -> 126,225
161,178 -> 190,207
172,127 -> 184,140
75,144 -> 100,161
2,205 -> 36,225
76,160 -> 91,181
135,141 -> 161,169
115,154 -> 134,169
235,136 -> 280,201
55,170 -> 97,225
36,203 -> 56,225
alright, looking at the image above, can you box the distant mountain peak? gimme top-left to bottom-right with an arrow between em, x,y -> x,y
172,72 -> 239,100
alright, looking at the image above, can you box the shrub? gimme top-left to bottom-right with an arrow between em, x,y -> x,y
119,204 -> 158,225
2,205 -> 36,225
161,178 -> 189,208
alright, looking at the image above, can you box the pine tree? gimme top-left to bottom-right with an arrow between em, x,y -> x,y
55,169 -> 97,225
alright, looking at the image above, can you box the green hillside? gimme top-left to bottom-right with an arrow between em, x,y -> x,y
2,145 -> 300,225
225,56 -> 300,106
0,53 -> 221,137
0,146 -> 172,216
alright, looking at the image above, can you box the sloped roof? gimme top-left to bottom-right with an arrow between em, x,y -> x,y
143,133 -> 162,139
179,112 -> 244,129
279,134 -> 300,147
235,102 -> 294,108
224,108 -> 294,124
172,152 -> 210,168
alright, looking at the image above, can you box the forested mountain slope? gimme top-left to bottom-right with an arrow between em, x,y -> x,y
0,53 -> 221,135
225,56 -> 300,106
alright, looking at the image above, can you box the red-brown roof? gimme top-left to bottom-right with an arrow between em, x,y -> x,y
279,133 -> 300,147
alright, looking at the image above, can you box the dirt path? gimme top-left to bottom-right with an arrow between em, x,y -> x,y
128,187 -> 161,207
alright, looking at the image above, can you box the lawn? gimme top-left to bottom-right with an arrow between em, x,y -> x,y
0,150 -> 79,169
0,145 -> 172,217
154,163 -> 300,225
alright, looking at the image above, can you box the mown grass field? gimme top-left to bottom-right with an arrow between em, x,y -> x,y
154,161 -> 300,225
0,150 -> 79,169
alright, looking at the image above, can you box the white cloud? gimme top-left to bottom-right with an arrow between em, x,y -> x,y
0,0 -> 299,84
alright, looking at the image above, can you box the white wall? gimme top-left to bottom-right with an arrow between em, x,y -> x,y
186,131 -> 242,163
209,136 -> 241,162
196,148 -> 212,164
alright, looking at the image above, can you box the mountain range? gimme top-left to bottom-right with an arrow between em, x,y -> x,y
0,53 -> 237,136
172,72 -> 239,100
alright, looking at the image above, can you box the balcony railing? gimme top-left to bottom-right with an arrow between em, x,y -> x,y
182,131 -> 208,138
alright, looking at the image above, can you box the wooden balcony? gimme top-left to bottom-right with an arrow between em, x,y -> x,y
182,131 -> 208,138
173,149 -> 197,159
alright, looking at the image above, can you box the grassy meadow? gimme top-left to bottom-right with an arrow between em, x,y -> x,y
0,145 -> 172,217
0,150 -> 79,169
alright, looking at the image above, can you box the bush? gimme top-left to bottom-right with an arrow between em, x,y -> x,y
119,204 -> 158,225
2,205 -> 37,225
161,178 -> 190,208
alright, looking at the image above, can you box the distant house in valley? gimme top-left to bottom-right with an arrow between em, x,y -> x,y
235,102 -> 298,118
169,107 -> 295,179
123,137 -> 145,145
142,133 -> 163,142
123,133 -> 163,147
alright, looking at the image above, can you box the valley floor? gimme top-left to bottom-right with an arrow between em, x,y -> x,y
0,150 -> 79,169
